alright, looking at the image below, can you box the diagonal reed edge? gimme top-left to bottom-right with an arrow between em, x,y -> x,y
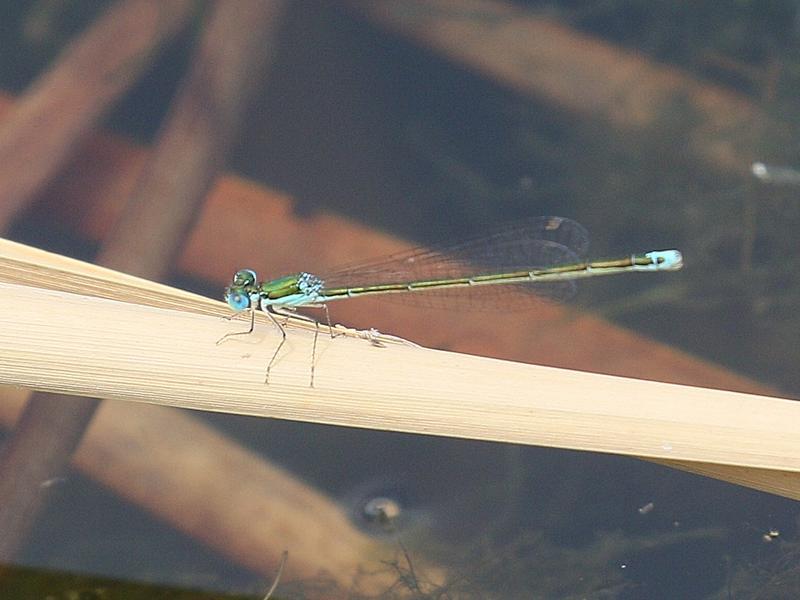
1,236 -> 799,501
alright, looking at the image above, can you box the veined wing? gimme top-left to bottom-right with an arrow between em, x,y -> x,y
317,217 -> 589,309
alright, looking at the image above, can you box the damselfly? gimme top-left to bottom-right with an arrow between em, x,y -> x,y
219,217 -> 683,384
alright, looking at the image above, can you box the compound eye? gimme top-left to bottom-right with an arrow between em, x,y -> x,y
232,269 -> 257,287
225,289 -> 251,311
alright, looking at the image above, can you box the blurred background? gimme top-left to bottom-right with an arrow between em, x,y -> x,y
0,1 -> 799,598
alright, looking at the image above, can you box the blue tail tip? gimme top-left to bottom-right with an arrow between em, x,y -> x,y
645,249 -> 683,270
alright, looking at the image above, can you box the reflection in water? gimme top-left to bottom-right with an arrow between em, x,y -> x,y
751,162 -> 800,186
343,477 -> 431,538
362,496 -> 403,529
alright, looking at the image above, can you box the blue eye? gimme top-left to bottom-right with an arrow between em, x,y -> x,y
225,290 -> 251,311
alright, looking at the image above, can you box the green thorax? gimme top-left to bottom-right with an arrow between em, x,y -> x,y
258,274 -> 303,299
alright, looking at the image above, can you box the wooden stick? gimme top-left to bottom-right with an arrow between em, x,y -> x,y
349,0 -> 774,174
101,0 -> 287,275
0,390 -> 422,595
1,241 -> 799,497
0,0 -> 195,229
0,1 -> 287,561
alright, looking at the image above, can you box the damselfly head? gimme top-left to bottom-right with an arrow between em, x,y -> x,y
232,269 -> 258,287
224,269 -> 259,311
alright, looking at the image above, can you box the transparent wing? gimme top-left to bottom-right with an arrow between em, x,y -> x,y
319,217 -> 589,309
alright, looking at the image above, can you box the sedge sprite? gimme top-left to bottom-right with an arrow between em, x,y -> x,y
220,217 -> 683,384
